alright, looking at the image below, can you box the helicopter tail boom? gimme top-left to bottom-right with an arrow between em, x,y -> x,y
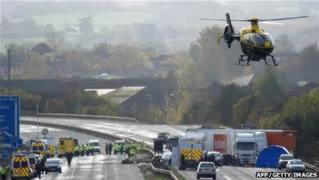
222,13 -> 239,48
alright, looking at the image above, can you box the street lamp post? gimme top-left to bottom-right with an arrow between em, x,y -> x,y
145,94 -> 154,122
145,94 -> 153,107
36,104 -> 40,139
7,48 -> 11,95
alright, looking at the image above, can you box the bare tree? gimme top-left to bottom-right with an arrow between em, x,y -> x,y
46,31 -> 64,52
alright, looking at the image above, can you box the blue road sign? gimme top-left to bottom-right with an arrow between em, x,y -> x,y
0,96 -> 20,150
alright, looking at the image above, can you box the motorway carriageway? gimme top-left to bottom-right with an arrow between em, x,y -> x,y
21,118 -> 318,180
21,125 -> 144,180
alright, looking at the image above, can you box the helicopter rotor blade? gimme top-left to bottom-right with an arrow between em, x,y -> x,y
259,15 -> 308,21
199,18 -> 249,22
261,21 -> 284,25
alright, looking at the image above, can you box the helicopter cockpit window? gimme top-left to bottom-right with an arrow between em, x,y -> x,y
264,33 -> 275,46
244,34 -> 255,45
253,34 -> 265,47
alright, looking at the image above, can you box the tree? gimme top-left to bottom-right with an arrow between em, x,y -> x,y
93,43 -> 112,59
105,45 -> 150,77
281,89 -> 319,160
216,84 -> 247,126
233,95 -> 254,127
253,68 -> 286,106
189,26 -> 243,83
78,16 -> 94,34
298,44 -> 319,81
20,53 -> 51,79
46,31 -> 65,53
0,88 -> 41,111
63,91 -> 119,115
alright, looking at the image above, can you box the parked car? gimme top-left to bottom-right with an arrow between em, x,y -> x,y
223,154 -> 236,166
88,139 -> 101,153
278,154 -> 293,169
204,151 -> 224,166
286,159 -> 305,173
45,158 -> 63,173
196,162 -> 217,180
161,151 -> 172,166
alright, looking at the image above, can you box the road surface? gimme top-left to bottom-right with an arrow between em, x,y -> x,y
21,116 -> 199,146
21,118 -> 318,180
20,125 -> 144,180
21,125 -> 111,149
30,154 -> 143,180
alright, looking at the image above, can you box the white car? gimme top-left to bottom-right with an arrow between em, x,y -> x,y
45,158 -> 63,173
278,154 -> 293,169
161,151 -> 172,166
206,151 -> 224,166
196,162 -> 217,180
88,139 -> 101,153
286,159 -> 305,172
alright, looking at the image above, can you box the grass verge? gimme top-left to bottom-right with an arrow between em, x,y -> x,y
138,164 -> 173,180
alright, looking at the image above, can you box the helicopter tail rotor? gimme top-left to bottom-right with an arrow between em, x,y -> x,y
223,13 -> 237,48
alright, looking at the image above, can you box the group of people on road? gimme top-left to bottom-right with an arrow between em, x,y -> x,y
75,144 -> 95,156
35,155 -> 47,179
105,142 -> 113,155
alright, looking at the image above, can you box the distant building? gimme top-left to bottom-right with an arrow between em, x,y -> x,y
288,81 -> 318,96
224,74 -> 255,87
84,85 -> 170,116
32,43 -> 53,55
150,54 -> 177,77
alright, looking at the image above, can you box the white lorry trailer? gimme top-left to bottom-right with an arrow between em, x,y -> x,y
185,128 -> 267,166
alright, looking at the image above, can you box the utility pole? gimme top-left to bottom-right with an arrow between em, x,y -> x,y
36,104 -> 39,139
7,48 -> 11,95
145,93 -> 154,123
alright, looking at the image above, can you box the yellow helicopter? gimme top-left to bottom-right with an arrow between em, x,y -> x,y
200,13 -> 308,66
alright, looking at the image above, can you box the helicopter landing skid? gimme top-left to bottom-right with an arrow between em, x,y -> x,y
237,55 -> 250,66
263,55 -> 278,66
235,63 -> 249,66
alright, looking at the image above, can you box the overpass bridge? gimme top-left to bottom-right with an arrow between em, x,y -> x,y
0,78 -> 174,96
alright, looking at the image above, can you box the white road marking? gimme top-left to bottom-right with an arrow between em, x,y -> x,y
222,175 -> 232,180
104,156 -> 108,180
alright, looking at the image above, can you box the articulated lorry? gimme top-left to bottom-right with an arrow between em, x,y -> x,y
185,128 -> 268,166
263,130 -> 297,153
182,128 -> 296,167
234,132 -> 260,166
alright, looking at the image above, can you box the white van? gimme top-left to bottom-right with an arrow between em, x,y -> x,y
88,139 -> 101,153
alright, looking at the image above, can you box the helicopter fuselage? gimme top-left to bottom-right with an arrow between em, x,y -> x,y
240,32 -> 274,61
238,26 -> 275,61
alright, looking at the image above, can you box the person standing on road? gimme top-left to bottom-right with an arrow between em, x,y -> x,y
0,163 -> 6,180
35,161 -> 42,179
40,157 -> 46,174
108,143 -> 113,155
66,152 -> 73,167
105,143 -> 109,155
89,144 -> 94,156
85,144 -> 89,156
120,144 -> 124,155
126,146 -> 132,160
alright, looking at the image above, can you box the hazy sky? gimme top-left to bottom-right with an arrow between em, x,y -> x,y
1,0 -> 318,51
